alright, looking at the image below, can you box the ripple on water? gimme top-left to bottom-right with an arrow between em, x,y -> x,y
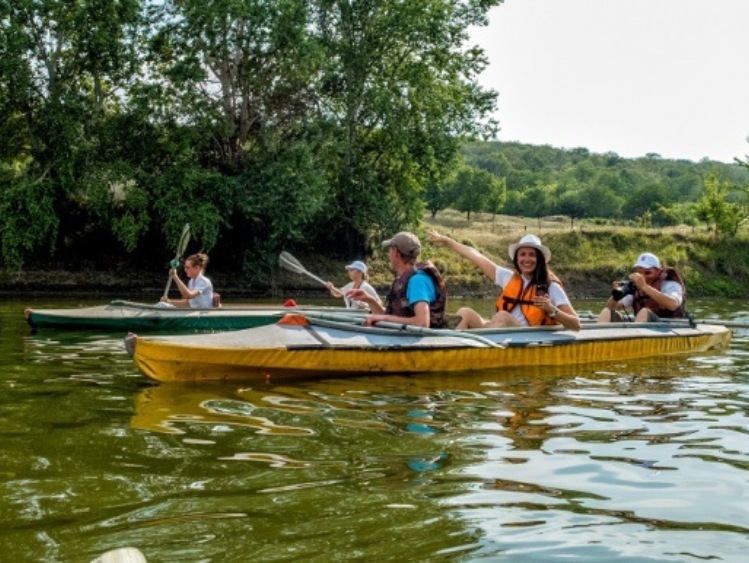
4,299 -> 749,560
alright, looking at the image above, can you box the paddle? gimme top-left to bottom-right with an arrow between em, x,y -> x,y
163,223 -> 190,299
279,251 -> 345,298
578,311 -> 749,329
297,310 -> 504,348
662,317 -> 749,329
373,320 -> 504,348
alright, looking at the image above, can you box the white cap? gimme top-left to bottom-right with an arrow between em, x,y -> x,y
634,253 -> 661,269
508,234 -> 552,263
345,260 -> 368,274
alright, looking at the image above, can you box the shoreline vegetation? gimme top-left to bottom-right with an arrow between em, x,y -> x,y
4,211 -> 748,301
6,4 -> 749,308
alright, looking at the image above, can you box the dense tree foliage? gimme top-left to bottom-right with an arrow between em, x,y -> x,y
444,142 -> 749,228
4,0 -> 749,282
0,0 -> 500,276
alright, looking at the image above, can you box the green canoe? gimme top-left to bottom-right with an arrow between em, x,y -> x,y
25,300 -> 366,332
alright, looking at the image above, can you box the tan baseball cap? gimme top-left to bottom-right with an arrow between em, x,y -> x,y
382,231 -> 421,259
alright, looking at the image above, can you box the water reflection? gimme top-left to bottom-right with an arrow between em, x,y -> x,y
444,360 -> 749,560
132,386 -> 314,436
3,298 -> 749,560
126,353 -> 749,559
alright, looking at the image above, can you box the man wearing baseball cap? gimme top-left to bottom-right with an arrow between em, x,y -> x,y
598,252 -> 686,323
346,231 -> 447,328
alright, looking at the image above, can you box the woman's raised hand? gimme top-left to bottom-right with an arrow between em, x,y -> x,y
427,228 -> 447,245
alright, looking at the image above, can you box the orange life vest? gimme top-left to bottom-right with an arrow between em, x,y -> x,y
495,273 -> 557,326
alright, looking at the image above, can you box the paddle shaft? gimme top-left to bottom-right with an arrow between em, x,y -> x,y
163,224 -> 190,298
163,275 -> 176,299
669,318 -> 749,329
303,269 -> 331,289
297,311 -> 503,348
296,311 -> 504,348
579,311 -> 749,329
373,321 -> 503,348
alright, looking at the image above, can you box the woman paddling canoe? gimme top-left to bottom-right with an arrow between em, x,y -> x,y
160,253 -> 215,308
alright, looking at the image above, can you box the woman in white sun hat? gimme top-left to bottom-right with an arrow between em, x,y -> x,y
428,229 -> 580,330
326,260 -> 383,310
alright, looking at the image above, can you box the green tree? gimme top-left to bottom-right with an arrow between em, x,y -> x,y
0,0 -> 144,267
503,189 -> 525,216
651,204 -> 682,227
621,183 -> 672,219
557,189 -> 585,222
522,183 -> 553,218
139,0 -> 331,270
694,172 -> 749,237
425,178 -> 451,219
578,184 -> 623,218
311,0 -> 500,251
450,166 -> 491,220
485,176 -> 507,221
147,0 -> 319,172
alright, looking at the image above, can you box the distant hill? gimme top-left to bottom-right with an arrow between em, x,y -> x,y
452,141 -> 749,226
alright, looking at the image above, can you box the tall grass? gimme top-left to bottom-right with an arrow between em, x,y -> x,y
293,210 -> 749,300
412,211 -> 749,299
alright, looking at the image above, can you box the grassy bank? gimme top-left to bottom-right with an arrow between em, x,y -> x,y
360,211 -> 749,300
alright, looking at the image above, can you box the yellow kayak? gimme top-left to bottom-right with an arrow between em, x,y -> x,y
126,314 -> 732,383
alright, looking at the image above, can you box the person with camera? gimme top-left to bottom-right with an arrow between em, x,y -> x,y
427,229 -> 581,331
598,252 -> 685,323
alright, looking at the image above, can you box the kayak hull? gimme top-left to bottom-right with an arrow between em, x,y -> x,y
129,317 -> 732,383
25,300 -> 363,332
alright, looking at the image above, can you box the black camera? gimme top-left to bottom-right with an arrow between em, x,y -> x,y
611,280 -> 636,301
535,283 -> 548,296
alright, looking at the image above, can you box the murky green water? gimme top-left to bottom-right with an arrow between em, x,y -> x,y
2,297 -> 749,561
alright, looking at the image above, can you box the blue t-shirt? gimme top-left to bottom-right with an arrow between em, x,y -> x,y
406,270 -> 437,306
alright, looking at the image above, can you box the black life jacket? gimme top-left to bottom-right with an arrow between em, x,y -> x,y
633,267 -> 686,318
385,262 -> 448,329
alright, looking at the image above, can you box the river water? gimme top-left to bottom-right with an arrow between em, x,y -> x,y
1,297 -> 748,562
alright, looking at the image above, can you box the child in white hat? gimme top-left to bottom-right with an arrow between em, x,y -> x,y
327,260 -> 383,310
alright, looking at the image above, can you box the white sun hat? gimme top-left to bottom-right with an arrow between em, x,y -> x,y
508,234 -> 552,262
